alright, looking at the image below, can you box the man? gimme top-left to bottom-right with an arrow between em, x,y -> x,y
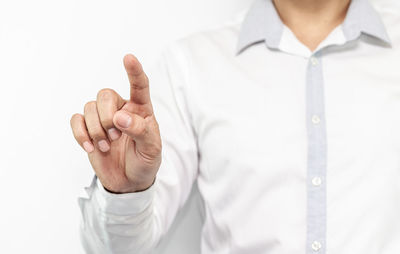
70,0 -> 400,253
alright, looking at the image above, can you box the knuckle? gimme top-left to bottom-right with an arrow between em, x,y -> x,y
70,113 -> 82,126
100,117 -> 114,129
84,101 -> 96,112
89,128 -> 105,140
97,88 -> 116,101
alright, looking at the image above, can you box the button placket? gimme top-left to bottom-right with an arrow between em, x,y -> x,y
306,53 -> 327,254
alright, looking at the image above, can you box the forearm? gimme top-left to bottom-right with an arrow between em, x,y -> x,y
77,42 -> 199,254
79,176 -> 160,254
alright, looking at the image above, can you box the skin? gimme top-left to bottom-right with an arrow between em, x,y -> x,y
273,0 -> 351,51
70,55 -> 162,193
70,0 -> 352,193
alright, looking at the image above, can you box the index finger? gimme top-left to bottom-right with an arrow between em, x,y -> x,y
123,54 -> 151,106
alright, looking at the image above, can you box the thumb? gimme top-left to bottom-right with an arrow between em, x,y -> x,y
113,109 -> 161,158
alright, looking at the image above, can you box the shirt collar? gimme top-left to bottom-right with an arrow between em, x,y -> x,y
236,0 -> 391,54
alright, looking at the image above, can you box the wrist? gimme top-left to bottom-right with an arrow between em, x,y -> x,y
94,176 -> 156,216
104,177 -> 156,194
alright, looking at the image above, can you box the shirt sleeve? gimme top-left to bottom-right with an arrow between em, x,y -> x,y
78,41 -> 199,254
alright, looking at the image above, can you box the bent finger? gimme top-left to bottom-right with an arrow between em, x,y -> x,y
96,88 -> 125,141
70,113 -> 95,153
84,101 -> 110,153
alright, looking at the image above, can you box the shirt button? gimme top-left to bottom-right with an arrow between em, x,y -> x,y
310,56 -> 319,66
312,241 -> 322,251
312,115 -> 321,124
312,177 -> 322,186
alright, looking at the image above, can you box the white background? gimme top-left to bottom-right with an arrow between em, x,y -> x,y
0,0 -> 390,253
0,0 -> 251,253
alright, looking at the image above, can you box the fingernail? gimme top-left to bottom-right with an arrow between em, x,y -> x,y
98,140 -> 110,152
116,112 -> 132,128
83,141 -> 94,153
108,128 -> 121,141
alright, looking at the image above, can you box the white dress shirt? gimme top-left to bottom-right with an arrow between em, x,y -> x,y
78,0 -> 400,253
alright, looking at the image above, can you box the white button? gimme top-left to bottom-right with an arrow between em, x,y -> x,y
312,177 -> 322,186
312,115 -> 321,124
310,56 -> 318,66
312,241 -> 322,251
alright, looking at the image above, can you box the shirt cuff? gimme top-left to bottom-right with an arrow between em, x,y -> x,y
93,176 -> 156,216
